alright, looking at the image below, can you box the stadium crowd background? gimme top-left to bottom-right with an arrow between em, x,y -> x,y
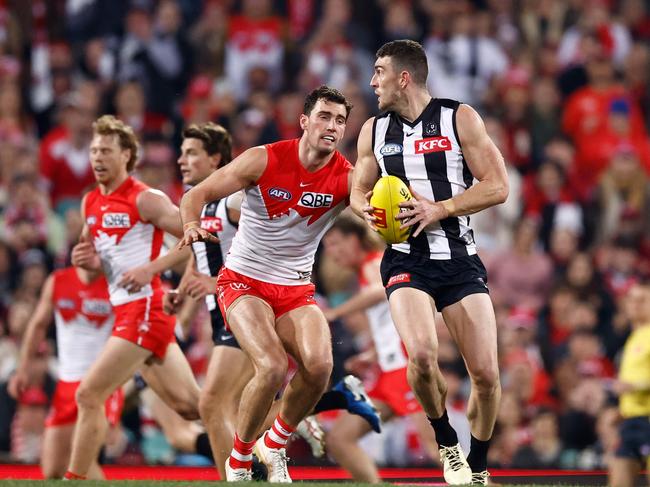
0,0 -> 649,472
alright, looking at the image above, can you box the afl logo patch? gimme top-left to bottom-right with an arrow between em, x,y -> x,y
380,143 -> 403,156
268,187 -> 292,201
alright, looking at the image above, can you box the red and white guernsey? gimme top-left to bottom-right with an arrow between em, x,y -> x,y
359,251 -> 408,373
85,177 -> 164,305
52,267 -> 113,381
227,139 -> 352,285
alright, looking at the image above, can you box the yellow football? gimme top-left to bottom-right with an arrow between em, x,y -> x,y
370,175 -> 413,244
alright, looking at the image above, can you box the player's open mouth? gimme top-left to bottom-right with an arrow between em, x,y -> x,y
322,135 -> 335,142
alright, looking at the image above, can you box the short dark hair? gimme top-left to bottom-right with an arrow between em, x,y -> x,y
303,85 -> 353,119
182,122 -> 232,165
376,39 -> 428,86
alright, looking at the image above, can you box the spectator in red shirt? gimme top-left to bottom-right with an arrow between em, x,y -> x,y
38,92 -> 96,215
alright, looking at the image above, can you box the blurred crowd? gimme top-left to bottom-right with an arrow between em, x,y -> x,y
0,0 -> 649,472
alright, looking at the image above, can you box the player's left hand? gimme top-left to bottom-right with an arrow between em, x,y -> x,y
177,224 -> 219,249
396,187 -> 449,238
118,265 -> 153,293
180,269 -> 216,300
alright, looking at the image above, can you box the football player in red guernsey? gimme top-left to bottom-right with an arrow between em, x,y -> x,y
64,115 -> 200,480
180,86 -> 353,482
9,266 -> 121,479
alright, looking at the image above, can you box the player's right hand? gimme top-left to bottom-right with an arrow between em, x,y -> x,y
163,288 -> 184,315
361,190 -> 377,230
177,225 -> 219,249
8,369 -> 28,399
71,241 -> 101,270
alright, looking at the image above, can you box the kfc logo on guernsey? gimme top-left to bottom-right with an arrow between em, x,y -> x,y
102,213 -> 131,228
200,217 -> 222,232
268,187 -> 292,201
415,136 -> 452,154
298,192 -> 333,209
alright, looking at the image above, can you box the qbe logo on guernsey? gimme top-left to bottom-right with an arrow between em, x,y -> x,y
299,192 -> 333,208
102,213 -> 131,228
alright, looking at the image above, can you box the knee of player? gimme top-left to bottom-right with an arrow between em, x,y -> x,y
469,362 -> 500,392
171,396 -> 200,421
75,384 -> 104,410
256,356 -> 288,385
198,391 -> 214,420
303,357 -> 333,384
408,347 -> 437,374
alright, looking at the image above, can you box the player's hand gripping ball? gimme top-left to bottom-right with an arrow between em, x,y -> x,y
370,175 -> 413,244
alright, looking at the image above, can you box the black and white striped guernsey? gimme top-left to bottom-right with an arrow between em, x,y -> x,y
191,197 -> 238,310
373,98 -> 476,260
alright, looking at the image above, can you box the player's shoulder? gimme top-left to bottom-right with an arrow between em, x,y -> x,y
127,176 -> 152,194
436,98 -> 462,110
265,138 -> 298,155
51,267 -> 75,289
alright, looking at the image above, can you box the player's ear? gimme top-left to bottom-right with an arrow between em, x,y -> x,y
299,114 -> 308,131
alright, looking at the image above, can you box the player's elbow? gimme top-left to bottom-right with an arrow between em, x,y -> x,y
490,175 -> 509,205
494,181 -> 509,204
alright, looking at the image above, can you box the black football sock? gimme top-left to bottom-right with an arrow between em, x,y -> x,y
466,434 -> 490,472
428,410 -> 459,448
312,390 -> 348,413
195,432 -> 214,460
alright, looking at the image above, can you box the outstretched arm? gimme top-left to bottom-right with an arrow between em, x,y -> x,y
137,189 -> 184,238
179,146 -> 266,248
350,118 -> 380,228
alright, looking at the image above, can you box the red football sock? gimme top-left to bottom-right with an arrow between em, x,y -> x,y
228,432 -> 255,470
264,415 -> 295,449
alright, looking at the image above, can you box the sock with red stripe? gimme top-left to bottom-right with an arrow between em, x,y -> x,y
63,471 -> 87,480
229,432 -> 255,470
264,415 -> 295,450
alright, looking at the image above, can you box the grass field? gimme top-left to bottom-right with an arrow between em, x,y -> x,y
0,465 -> 624,486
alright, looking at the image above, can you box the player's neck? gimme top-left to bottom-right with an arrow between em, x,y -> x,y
298,136 -> 334,172
396,89 -> 432,123
99,172 -> 129,195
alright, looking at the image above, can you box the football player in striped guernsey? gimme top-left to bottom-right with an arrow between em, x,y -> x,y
351,39 -> 509,485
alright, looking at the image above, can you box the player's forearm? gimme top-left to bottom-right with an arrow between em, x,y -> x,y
17,320 -> 48,370
148,246 -> 191,276
180,187 -> 208,228
350,187 -> 368,217
329,285 -> 385,320
440,178 -> 508,218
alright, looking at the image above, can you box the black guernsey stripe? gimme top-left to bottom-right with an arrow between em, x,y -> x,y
423,101 -> 468,257
382,115 -> 406,181
193,199 -> 225,277
382,115 -> 429,255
